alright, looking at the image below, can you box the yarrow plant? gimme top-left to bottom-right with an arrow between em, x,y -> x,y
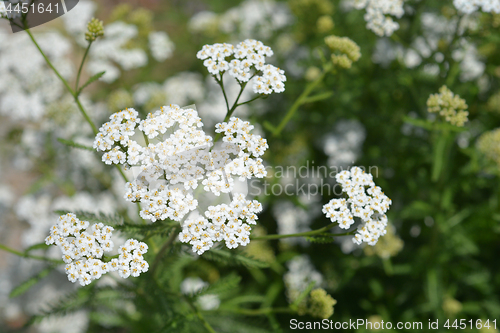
322,167 -> 392,245
45,213 -> 148,286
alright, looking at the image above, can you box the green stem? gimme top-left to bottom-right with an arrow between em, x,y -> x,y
236,95 -> 262,107
0,243 -> 63,264
272,67 -> 329,137
251,223 -> 341,240
212,80 -> 254,146
217,75 -> 230,113
75,42 -> 92,94
26,29 -> 75,95
26,28 -> 98,135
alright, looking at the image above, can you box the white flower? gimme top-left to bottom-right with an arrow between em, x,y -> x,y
322,166 -> 392,246
351,0 -> 405,36
149,31 -> 175,62
94,105 -> 267,229
46,213 -> 148,285
453,0 -> 500,13
179,193 -> 262,254
283,255 -> 323,303
197,39 -> 286,94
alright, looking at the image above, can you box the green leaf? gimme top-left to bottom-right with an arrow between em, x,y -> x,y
203,249 -> 270,268
10,266 -> 54,298
301,91 -> 333,104
77,71 -> 105,95
57,138 -> 94,151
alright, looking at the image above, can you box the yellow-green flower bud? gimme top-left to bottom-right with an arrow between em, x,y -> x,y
298,288 -> 337,319
442,296 -> 462,317
477,128 -> 500,169
305,66 -> 322,81
308,288 -> 337,319
108,89 -> 134,112
331,54 -> 352,69
325,35 -> 361,68
427,86 -> 469,127
317,15 -> 335,33
85,18 -> 104,42
487,91 -> 500,114
364,224 -> 403,259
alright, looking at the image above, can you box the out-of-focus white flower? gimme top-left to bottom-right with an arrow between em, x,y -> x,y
62,0 -> 96,36
88,21 -> 148,83
163,72 -> 205,106
453,40 -> 485,82
322,167 -> 392,245
180,277 -> 220,310
0,31 -> 73,120
273,201 -> 312,245
189,0 -> 292,40
323,119 -> 366,168
149,31 -> 175,62
351,0 -> 405,36
453,0 -> 500,14
284,255 -> 323,303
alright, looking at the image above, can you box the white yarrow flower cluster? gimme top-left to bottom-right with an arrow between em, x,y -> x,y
322,167 -> 392,246
45,213 -> 148,286
352,0 -> 405,36
179,193 -> 263,254
197,39 -> 286,94
93,106 -> 267,231
453,0 -> 500,13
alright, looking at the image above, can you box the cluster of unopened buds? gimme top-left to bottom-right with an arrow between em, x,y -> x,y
322,167 -> 392,245
45,213 -> 148,286
197,39 -> 286,94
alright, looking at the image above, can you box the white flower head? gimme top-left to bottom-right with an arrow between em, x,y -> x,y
351,0 -> 405,36
46,213 -> 148,286
197,39 -> 286,94
322,167 -> 392,246
94,107 -> 267,244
